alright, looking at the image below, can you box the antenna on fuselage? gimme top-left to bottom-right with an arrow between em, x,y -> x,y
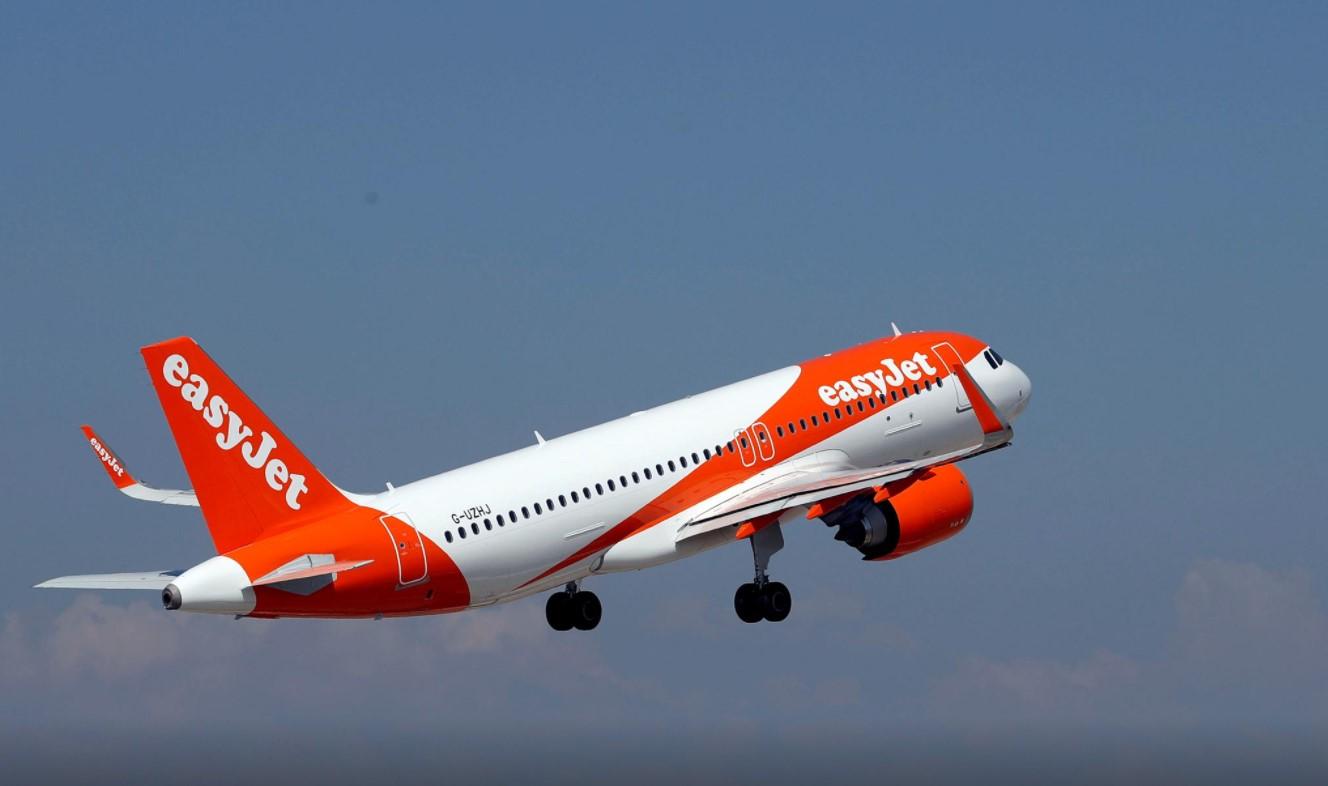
891,322 -> 903,337
534,430 -> 546,446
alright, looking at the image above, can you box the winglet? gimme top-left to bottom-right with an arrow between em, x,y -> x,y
81,425 -> 138,489
79,425 -> 199,506
945,359 -> 1013,448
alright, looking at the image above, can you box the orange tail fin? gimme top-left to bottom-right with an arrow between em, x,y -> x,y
140,337 -> 352,552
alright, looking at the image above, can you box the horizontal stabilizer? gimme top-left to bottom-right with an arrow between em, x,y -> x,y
81,425 -> 199,507
250,556 -> 373,587
35,571 -> 182,590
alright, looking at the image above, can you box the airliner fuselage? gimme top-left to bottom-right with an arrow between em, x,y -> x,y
43,328 -> 1031,630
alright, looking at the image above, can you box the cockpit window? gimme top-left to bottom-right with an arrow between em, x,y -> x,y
984,350 -> 998,369
991,349 -> 1005,366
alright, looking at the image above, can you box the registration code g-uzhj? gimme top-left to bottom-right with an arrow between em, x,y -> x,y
451,504 -> 492,525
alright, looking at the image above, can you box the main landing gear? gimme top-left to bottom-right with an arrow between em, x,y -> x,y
734,520 -> 792,624
545,582 -> 601,631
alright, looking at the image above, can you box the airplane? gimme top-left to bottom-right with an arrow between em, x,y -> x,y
37,326 -> 1031,630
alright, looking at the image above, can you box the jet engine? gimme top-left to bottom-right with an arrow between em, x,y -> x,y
820,464 -> 973,560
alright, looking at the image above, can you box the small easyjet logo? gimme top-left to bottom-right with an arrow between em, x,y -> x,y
818,351 -> 940,406
88,437 -> 125,478
161,353 -> 309,510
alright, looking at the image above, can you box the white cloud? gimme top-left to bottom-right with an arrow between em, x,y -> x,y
932,651 -> 1141,721
928,559 -> 1328,725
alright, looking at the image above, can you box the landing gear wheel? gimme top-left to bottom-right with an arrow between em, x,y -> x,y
545,591 -> 573,631
734,583 -> 764,623
761,582 -> 792,622
571,591 -> 602,631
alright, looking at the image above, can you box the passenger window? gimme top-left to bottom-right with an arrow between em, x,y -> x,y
891,390 -> 899,401
620,475 -> 628,486
459,528 -> 466,539
703,448 -> 712,460
800,418 -> 808,430
569,491 -> 578,504
533,502 -> 542,515
868,397 -> 876,409
691,452 -> 699,464
936,377 -> 943,388
913,383 -> 920,394
668,460 -> 676,472
632,472 -> 640,483
445,531 -> 453,543
484,518 -> 492,531
559,495 -> 567,507
834,408 -> 842,420
508,510 -> 516,523
471,523 -> 479,535
522,506 -> 530,519
857,401 -> 865,412
776,425 -> 784,437
497,514 -> 505,526
607,479 -> 616,491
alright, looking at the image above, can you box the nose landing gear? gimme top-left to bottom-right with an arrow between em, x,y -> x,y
733,519 -> 792,623
545,582 -> 601,631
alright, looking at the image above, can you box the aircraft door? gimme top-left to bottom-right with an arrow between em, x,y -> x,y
931,342 -> 973,412
733,428 -> 757,467
751,422 -> 775,462
380,512 -> 429,587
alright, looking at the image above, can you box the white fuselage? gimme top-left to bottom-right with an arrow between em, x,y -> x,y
374,345 -> 1029,607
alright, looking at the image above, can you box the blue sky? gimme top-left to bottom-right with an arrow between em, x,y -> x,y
2,2 -> 1326,781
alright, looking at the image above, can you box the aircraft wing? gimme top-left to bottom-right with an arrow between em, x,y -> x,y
80,425 -> 199,507
34,571 -> 182,590
676,356 -> 1015,542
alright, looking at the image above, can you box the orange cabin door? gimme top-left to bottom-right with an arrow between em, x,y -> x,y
380,513 -> 429,587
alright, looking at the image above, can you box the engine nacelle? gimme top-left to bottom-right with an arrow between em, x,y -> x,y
825,464 -> 973,561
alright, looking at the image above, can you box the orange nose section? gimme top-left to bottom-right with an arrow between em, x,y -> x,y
226,506 -> 471,618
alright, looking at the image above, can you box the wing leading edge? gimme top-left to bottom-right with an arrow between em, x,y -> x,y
676,354 -> 1015,542
34,571 -> 183,590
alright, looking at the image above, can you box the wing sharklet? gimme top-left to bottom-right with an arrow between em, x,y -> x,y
81,425 -> 199,507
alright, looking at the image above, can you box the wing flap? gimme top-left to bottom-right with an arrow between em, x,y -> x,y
676,464 -> 917,542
